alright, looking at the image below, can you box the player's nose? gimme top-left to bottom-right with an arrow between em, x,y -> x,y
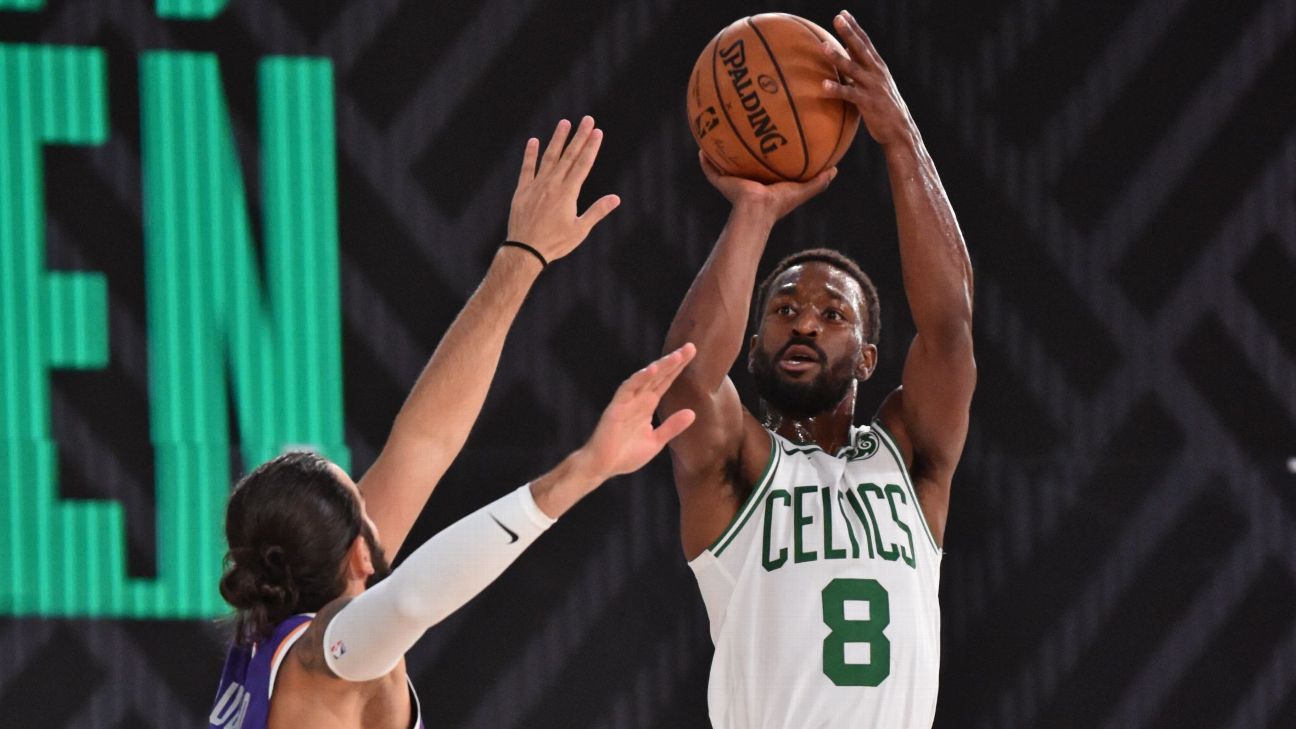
791,311 -> 820,336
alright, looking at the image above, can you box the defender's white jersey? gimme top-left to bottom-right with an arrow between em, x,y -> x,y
690,422 -> 942,729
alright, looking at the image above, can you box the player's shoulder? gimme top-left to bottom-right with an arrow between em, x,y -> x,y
289,598 -> 350,678
873,387 -> 914,467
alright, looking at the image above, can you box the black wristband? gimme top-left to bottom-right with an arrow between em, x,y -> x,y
501,240 -> 548,269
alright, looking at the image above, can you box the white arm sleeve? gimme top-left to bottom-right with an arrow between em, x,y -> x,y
322,484 -> 555,681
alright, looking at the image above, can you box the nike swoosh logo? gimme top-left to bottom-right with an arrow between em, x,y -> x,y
490,514 -> 519,544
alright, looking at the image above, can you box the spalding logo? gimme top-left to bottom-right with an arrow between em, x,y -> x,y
718,39 -> 789,156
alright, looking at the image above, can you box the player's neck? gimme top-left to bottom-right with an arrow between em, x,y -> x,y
765,394 -> 856,454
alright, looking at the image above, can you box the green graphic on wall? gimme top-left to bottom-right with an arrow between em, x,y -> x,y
0,43 -> 347,618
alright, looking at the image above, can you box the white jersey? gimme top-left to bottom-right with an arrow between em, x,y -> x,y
690,422 -> 942,729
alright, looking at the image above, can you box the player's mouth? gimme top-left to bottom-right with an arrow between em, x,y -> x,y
778,344 -> 822,374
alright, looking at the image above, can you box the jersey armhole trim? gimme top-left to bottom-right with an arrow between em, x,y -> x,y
710,431 -> 780,557
267,618 -> 313,700
405,674 -> 423,728
871,420 -> 941,554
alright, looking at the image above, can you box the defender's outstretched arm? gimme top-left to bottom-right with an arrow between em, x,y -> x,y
359,117 -> 621,555
301,346 -> 696,682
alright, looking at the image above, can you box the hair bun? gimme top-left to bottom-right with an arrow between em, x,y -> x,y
219,545 -> 298,610
259,545 -> 287,576
219,561 -> 263,610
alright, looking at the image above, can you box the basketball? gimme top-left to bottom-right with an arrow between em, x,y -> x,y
686,13 -> 860,183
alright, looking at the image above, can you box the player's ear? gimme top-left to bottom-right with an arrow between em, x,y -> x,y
346,535 -> 373,580
747,334 -> 760,373
855,343 -> 878,381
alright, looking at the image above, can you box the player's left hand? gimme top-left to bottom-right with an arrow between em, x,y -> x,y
577,344 -> 698,481
507,116 -> 621,264
821,10 -> 916,149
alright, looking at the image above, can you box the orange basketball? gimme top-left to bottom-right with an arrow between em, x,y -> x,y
686,13 -> 860,183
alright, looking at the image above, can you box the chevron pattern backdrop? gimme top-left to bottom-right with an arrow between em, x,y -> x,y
1,0 -> 1294,726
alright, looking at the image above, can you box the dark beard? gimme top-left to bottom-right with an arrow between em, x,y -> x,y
750,338 -> 857,420
362,522 -> 393,588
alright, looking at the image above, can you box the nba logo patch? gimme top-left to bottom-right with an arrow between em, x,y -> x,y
329,639 -> 347,660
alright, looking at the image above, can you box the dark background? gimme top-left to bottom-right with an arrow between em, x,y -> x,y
2,0 -> 1295,726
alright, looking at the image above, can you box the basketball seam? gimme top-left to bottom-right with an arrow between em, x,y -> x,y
710,27 -> 784,180
786,14 -> 852,174
747,16 -> 810,180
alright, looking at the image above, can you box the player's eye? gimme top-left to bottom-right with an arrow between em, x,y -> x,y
825,309 -> 843,321
775,304 -> 794,316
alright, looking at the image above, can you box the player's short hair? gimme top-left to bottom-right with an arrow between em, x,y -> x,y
752,248 -> 881,345
219,451 -> 362,645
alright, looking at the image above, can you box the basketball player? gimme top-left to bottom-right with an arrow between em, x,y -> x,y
209,116 -> 697,729
658,11 -> 975,728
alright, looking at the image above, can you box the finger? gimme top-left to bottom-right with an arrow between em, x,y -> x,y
787,166 -> 837,208
641,350 -> 687,397
577,193 -> 621,232
566,126 -> 604,184
626,344 -> 694,405
538,119 -> 572,176
557,116 -> 596,177
840,11 -> 883,66
619,358 -> 660,397
842,11 -> 879,56
698,150 -> 725,181
652,408 -> 697,448
831,12 -> 872,65
821,79 -> 866,105
516,137 -> 540,188
821,41 -> 867,85
646,343 -> 697,395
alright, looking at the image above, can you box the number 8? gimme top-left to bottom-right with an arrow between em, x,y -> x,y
822,578 -> 891,686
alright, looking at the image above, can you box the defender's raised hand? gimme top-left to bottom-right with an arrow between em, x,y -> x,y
528,344 -> 699,520
821,10 -> 916,149
508,116 -> 621,264
580,343 -> 698,480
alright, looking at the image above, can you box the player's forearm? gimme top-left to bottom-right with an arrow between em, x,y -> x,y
359,247 -> 539,553
527,448 -> 605,519
664,207 -> 776,390
323,484 -> 556,682
385,246 -> 539,452
884,135 -> 974,343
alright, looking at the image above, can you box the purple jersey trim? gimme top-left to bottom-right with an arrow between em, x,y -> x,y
209,614 -> 313,729
209,614 -> 426,728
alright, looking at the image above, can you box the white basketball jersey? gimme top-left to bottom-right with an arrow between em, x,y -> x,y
690,422 -> 942,729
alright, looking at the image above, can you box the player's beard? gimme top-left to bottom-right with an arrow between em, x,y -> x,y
751,338 -> 858,420
361,522 -> 393,588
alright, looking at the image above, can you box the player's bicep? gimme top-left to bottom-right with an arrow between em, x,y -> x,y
661,375 -> 770,559
659,373 -> 748,478
898,331 -> 975,468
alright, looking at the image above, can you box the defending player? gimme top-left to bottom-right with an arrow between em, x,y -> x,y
209,117 -> 696,729
658,11 -> 975,728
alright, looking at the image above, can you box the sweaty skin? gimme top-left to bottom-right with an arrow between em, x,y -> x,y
659,10 -> 975,561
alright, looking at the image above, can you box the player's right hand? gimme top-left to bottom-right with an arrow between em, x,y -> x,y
699,151 -> 835,223
507,116 -> 621,264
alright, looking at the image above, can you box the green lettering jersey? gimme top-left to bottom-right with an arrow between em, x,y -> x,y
689,422 -> 942,729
